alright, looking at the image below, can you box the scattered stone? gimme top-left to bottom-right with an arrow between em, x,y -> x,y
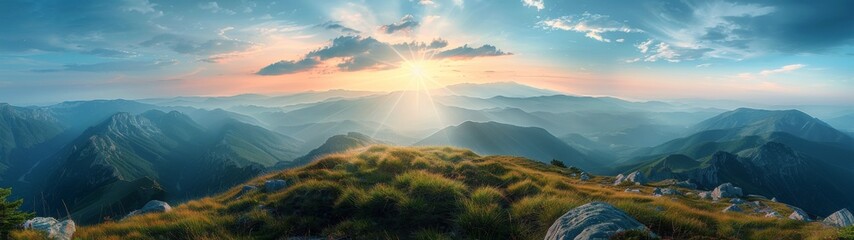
711,183 -> 743,200
652,188 -> 662,196
765,211 -> 781,218
545,201 -> 657,240
22,217 -> 75,240
580,172 -> 590,181
674,180 -> 697,189
823,209 -> 854,227
233,185 -> 257,199
729,198 -> 746,204
698,191 -> 713,200
771,197 -> 778,202
265,179 -> 290,192
723,204 -> 743,213
613,171 -> 647,186
788,206 -> 810,221
624,188 -> 641,193
660,188 -> 682,196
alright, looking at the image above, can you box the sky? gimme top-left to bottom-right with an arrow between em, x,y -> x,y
0,0 -> 853,105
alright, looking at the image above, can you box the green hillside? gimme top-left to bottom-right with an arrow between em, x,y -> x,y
32,145 -> 840,240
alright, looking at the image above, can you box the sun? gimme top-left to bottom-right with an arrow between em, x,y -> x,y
403,60 -> 432,82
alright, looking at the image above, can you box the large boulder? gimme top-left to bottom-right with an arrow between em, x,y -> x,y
579,172 -> 590,181
823,209 -> 854,227
711,183 -> 743,200
613,171 -> 647,186
544,201 -> 656,240
698,191 -> 713,200
722,204 -> 742,213
124,200 -> 172,219
265,179 -> 291,192
23,217 -> 75,240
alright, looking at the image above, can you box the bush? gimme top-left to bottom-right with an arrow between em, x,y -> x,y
550,159 -> 567,168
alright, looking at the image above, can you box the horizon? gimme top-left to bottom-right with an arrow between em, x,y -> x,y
1,0 -> 853,106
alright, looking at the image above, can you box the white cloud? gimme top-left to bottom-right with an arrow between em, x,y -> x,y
522,0 -> 544,11
538,13 -> 641,42
759,64 -> 805,76
418,0 -> 436,6
199,2 -> 235,15
452,0 -> 464,8
632,39 -> 709,63
696,63 -> 712,68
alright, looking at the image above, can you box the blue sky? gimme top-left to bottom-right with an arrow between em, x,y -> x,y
0,0 -> 852,105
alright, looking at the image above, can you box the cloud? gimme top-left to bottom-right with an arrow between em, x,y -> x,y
318,21 -> 360,34
522,0 -> 544,11
380,15 -> 420,34
140,34 -> 254,56
198,2 -> 236,15
760,64 -> 806,76
434,45 -> 512,60
257,36 -> 509,75
538,12 -> 642,42
33,60 -> 177,72
257,58 -> 320,75
85,48 -> 139,58
418,0 -> 436,6
634,40 -> 710,63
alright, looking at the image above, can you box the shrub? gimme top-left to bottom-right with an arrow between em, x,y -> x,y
550,159 -> 567,168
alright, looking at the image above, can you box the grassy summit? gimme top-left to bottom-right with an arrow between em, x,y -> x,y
18,146 -> 840,239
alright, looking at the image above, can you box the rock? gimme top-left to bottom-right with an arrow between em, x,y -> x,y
544,202 -> 657,240
771,197 -> 778,202
765,211 -> 781,218
22,217 -> 75,240
698,191 -> 713,200
674,180 -> 697,189
722,204 -> 743,213
613,171 -> 647,186
660,188 -> 682,196
624,188 -> 641,193
788,206 -> 810,221
265,179 -> 290,192
580,172 -> 590,181
233,185 -> 257,199
124,200 -> 172,219
711,183 -> 743,200
729,198 -> 745,204
823,208 -> 854,227
652,188 -> 662,196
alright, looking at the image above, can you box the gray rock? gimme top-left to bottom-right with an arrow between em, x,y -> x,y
624,188 -> 641,193
674,180 -> 697,189
722,204 -> 743,213
265,179 -> 290,192
233,185 -> 258,199
711,183 -> 743,200
698,191 -> 713,200
771,197 -> 778,202
729,198 -> 745,204
788,206 -> 810,221
660,188 -> 682,196
613,171 -> 647,186
544,202 -> 656,240
765,211 -> 781,218
652,188 -> 662,196
22,217 -> 75,240
823,208 -> 854,227
580,172 -> 590,181
124,200 -> 172,219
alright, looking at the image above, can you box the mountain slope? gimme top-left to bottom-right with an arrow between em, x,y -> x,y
692,108 -> 852,144
0,103 -> 66,177
434,81 -> 563,98
414,121 -> 600,172
276,132 -> 383,169
62,146 -> 839,240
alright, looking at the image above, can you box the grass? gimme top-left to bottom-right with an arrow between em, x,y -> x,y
19,145 -> 844,239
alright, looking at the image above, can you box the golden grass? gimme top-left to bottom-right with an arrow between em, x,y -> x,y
26,145 -> 841,239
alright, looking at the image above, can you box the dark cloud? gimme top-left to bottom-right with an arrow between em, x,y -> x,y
434,45 -> 512,59
257,58 -> 320,75
257,36 -> 510,75
140,34 -> 254,56
380,15 -> 420,34
33,60 -> 177,72
318,21 -> 360,34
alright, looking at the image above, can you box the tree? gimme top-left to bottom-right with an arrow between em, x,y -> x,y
0,188 -> 33,240
550,159 -> 567,168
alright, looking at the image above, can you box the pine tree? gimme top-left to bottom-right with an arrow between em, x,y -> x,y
0,188 -> 33,240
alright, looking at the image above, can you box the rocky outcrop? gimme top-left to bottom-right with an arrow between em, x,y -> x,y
722,204 -> 742,213
544,202 -> 656,240
22,217 -> 76,240
711,183 -> 743,200
788,206 -> 810,221
125,200 -> 172,219
674,180 -> 697,189
613,171 -> 647,186
765,211 -> 781,218
265,179 -> 290,192
729,198 -> 745,204
698,191 -> 712,200
580,172 -> 590,181
652,187 -> 681,197
823,209 -> 854,227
